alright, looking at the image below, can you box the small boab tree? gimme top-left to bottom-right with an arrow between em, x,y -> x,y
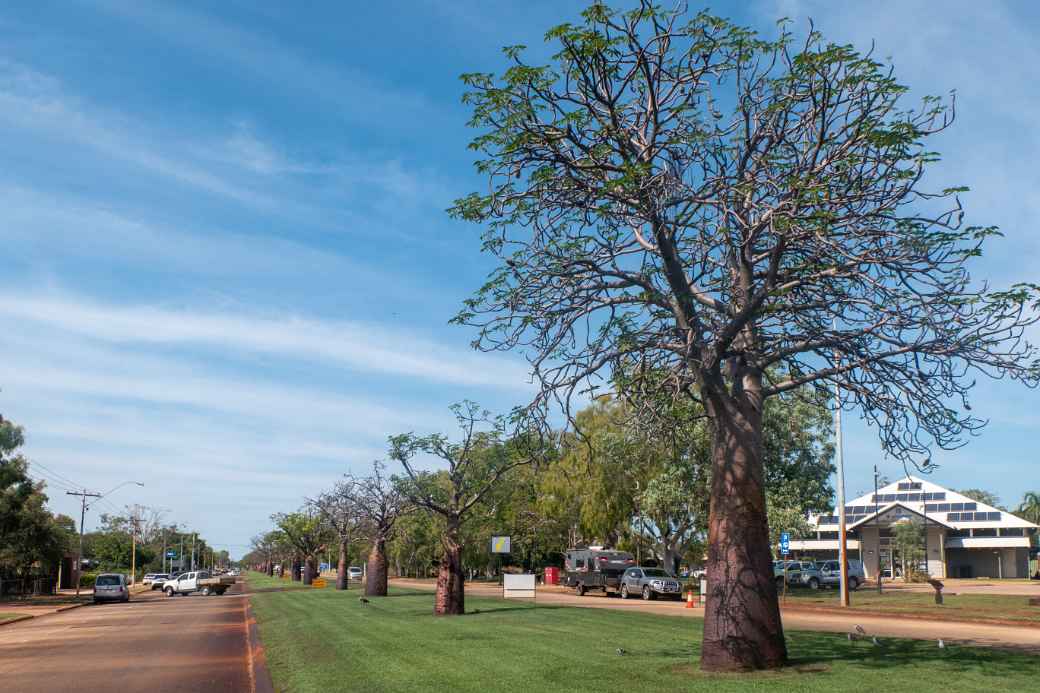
390,402 -> 533,615
451,2 -> 1039,671
272,510 -> 325,586
313,480 -> 364,590
354,461 -> 411,597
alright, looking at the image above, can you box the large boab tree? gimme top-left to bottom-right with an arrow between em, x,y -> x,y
354,462 -> 410,597
390,402 -> 532,615
451,2 -> 1039,671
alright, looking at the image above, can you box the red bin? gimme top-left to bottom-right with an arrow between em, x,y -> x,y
543,567 -> 560,585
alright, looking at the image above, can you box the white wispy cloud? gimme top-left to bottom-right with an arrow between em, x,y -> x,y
0,293 -> 532,390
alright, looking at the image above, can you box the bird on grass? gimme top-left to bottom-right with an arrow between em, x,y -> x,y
616,648 -> 626,656
358,597 -> 369,604
938,639 -> 945,649
872,637 -> 882,647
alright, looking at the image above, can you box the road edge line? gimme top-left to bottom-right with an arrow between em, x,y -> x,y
244,590 -> 275,693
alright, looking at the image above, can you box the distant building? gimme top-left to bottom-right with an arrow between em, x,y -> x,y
788,476 -> 1037,579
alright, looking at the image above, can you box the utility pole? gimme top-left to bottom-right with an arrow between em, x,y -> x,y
162,527 -> 167,574
191,533 -> 196,571
833,334 -> 850,608
874,466 -> 882,594
179,534 -> 184,574
66,490 -> 101,598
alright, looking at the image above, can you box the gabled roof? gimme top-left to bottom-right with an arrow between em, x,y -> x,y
846,501 -> 957,531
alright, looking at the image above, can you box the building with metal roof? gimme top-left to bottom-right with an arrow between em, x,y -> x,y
787,476 -> 1038,579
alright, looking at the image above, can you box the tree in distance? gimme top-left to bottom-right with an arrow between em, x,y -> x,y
313,480 -> 364,590
272,511 -> 326,586
353,462 -> 411,597
451,2 -> 1039,671
390,402 -> 540,615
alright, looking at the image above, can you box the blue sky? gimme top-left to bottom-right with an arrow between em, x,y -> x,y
3,1 -> 1038,557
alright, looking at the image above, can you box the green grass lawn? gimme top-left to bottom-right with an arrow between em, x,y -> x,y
782,588 -> 1040,623
247,574 -> 1040,693
0,612 -> 29,625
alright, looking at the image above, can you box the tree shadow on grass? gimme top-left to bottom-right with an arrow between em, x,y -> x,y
786,630 -> 1037,675
465,605 -> 566,615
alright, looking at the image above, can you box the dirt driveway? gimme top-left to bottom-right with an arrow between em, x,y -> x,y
393,578 -> 1040,653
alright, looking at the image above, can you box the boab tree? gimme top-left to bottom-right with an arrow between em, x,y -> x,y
390,402 -> 534,615
354,462 -> 411,597
451,2 -> 1039,671
313,481 -> 364,590
272,511 -> 325,586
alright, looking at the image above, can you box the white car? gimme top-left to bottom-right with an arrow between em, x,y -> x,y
348,566 -> 363,580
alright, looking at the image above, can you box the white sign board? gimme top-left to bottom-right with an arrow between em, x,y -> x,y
503,573 -> 536,599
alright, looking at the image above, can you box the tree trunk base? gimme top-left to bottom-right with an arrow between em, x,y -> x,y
365,541 -> 388,597
434,546 -> 464,615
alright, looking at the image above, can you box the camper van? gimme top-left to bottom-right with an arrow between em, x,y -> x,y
562,547 -> 636,597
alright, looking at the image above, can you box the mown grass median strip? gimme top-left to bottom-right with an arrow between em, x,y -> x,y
245,573 -> 1039,693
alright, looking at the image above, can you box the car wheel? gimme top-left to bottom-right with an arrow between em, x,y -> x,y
575,583 -> 585,597
620,584 -> 629,600
642,585 -> 653,601
808,577 -> 820,590
848,577 -> 859,591
201,586 -> 212,596
165,587 -> 174,597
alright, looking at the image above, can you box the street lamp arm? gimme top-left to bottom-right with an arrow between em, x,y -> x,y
87,481 -> 144,510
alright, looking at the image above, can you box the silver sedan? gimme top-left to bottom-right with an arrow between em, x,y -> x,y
619,567 -> 683,600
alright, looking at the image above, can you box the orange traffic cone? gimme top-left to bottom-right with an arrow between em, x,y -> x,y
685,590 -> 695,608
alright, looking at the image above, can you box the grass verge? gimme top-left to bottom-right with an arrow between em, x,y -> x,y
782,588 -> 1040,623
247,573 -> 1038,693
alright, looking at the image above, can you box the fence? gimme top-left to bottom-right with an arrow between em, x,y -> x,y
0,576 -> 57,597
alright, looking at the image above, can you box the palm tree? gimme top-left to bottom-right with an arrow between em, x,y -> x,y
1017,492 -> 1040,525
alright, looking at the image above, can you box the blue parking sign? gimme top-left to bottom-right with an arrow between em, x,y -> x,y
779,532 -> 790,556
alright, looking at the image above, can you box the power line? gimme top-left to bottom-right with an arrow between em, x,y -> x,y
31,461 -> 84,490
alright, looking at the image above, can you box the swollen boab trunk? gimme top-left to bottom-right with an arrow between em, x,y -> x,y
700,391 -> 787,671
434,522 -> 464,615
365,538 -> 388,597
290,556 -> 301,582
302,558 -> 314,585
336,540 -> 348,590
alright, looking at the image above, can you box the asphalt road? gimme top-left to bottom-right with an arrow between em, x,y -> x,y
0,582 -> 255,693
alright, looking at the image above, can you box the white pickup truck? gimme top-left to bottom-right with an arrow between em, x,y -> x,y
163,570 -> 235,596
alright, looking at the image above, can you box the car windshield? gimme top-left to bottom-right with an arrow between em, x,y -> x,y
96,575 -> 121,586
642,569 -> 670,577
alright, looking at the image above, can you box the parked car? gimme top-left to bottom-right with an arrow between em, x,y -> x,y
93,573 -> 130,604
142,573 -> 157,585
773,560 -> 817,587
348,566 -> 363,580
149,573 -> 171,590
800,560 -> 865,590
619,567 -> 683,600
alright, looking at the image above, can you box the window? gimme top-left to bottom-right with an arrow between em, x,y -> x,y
575,559 -> 585,569
96,575 -> 121,586
643,568 -> 669,577
898,482 -> 922,491
1000,528 -> 1025,537
972,528 -> 997,537
819,531 -> 838,540
946,529 -> 969,538
948,512 -> 961,521
964,503 -> 977,511
907,493 -> 922,502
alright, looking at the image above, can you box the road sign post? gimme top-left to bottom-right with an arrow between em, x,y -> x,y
779,532 -> 790,603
